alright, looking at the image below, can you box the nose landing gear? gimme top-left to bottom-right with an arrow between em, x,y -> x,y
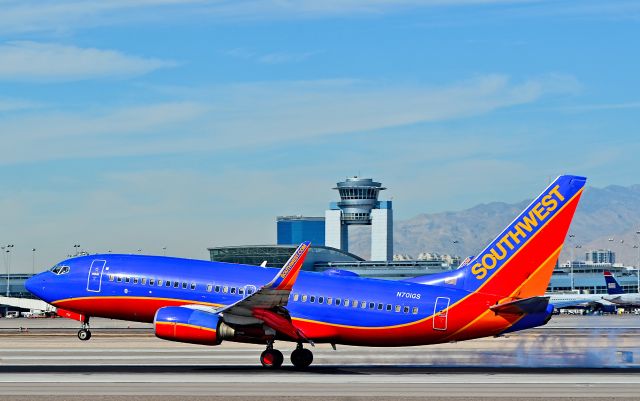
77,318 -> 91,341
290,343 -> 313,369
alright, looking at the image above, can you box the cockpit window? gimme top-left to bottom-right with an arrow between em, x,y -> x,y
50,265 -> 70,275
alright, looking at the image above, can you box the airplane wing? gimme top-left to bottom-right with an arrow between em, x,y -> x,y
184,241 -> 312,342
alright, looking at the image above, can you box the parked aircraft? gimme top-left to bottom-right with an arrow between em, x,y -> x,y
604,271 -> 640,306
26,175 -> 586,368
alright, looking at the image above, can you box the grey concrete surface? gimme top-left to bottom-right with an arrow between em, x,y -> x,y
1,315 -> 640,399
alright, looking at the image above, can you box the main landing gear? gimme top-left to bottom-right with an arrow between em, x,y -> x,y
259,342 -> 313,369
260,343 -> 284,368
77,319 -> 91,341
290,343 -> 313,369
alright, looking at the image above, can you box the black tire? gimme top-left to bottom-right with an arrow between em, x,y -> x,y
260,349 -> 283,368
77,329 -> 91,341
291,348 -> 313,369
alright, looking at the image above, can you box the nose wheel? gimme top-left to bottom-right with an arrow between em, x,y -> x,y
77,319 -> 91,341
77,328 -> 91,341
291,344 -> 313,369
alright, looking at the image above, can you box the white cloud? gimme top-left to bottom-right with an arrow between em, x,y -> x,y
226,48 -> 319,64
0,41 -> 175,81
0,97 -> 39,112
0,74 -> 579,164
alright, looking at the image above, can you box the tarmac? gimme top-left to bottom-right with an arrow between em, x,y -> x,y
1,315 -> 640,400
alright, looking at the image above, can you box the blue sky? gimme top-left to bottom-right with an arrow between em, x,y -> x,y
1,0 -> 639,272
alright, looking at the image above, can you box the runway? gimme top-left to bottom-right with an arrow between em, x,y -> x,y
1,316 -> 640,400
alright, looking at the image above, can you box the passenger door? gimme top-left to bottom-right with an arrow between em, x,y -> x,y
86,260 -> 107,293
433,296 -> 450,331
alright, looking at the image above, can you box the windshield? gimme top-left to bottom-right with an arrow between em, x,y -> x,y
50,265 -> 70,275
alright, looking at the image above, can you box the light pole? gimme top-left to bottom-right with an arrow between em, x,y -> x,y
162,246 -> 167,256
5,244 -> 14,297
32,248 -> 36,275
572,244 -> 582,291
635,230 -> 640,293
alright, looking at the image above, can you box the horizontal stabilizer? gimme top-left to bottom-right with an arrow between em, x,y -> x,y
490,296 -> 550,315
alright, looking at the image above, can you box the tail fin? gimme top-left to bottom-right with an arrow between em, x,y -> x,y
604,271 -> 625,295
407,175 -> 586,298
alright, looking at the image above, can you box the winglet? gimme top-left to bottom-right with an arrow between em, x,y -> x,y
266,242 -> 310,291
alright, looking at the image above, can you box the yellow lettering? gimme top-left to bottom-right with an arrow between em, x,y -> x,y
541,194 -> 558,213
508,226 -> 526,244
471,262 -> 487,280
499,234 -> 515,250
482,253 -> 497,270
548,184 -> 565,202
517,210 -> 539,233
531,202 -> 546,220
490,242 -> 508,261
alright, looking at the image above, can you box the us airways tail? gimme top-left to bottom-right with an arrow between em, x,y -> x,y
406,175 -> 586,300
604,271 -> 625,295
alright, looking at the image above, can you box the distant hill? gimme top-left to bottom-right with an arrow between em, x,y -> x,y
349,184 -> 640,266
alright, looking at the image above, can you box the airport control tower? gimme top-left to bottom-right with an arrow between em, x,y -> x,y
325,177 -> 393,261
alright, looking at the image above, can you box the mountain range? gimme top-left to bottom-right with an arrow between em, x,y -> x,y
349,184 -> 640,266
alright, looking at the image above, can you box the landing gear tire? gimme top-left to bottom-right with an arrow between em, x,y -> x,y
260,349 -> 284,368
291,347 -> 313,369
77,329 -> 91,341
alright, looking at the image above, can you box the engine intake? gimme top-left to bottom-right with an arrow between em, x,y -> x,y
154,306 -> 224,346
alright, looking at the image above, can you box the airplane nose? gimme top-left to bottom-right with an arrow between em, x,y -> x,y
25,274 -> 43,298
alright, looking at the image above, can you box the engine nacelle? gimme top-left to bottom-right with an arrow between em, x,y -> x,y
154,306 -> 226,346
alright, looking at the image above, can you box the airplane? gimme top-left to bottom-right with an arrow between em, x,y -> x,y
546,292 -> 612,310
26,174 -> 586,369
604,271 -> 640,306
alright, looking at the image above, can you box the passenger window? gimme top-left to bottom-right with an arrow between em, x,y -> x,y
157,279 -> 163,286
302,295 -> 308,302
207,284 -> 213,292
165,280 -> 171,287
108,275 -> 114,282
230,287 -> 236,295
412,307 -> 419,314
309,296 -> 316,303
336,298 -> 341,306
343,299 -> 349,307
386,304 -> 392,311
223,286 -> 229,294
215,285 -> 221,293
369,302 -> 375,309
352,300 -> 358,307
173,281 -> 179,288
403,306 -> 410,313
133,277 -> 139,284
149,278 -> 155,286
190,283 -> 196,290
117,276 -> 123,283
125,277 -> 131,284
395,305 -> 401,312
327,297 -> 333,305
318,296 -> 324,304
293,293 -> 299,301
182,282 -> 187,289
377,303 -> 383,310
360,301 -> 366,309
239,288 -> 244,295
141,278 -> 147,285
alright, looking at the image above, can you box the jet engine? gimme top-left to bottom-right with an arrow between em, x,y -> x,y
154,306 -> 230,346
